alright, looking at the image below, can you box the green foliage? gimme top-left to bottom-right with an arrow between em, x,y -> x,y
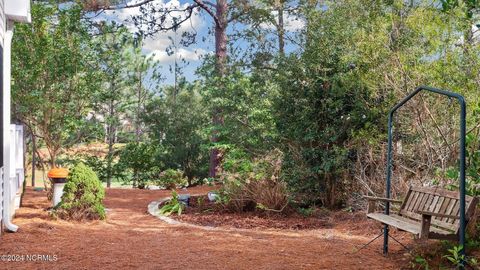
157,169 -> 188,189
143,81 -> 209,183
218,149 -> 289,212
410,255 -> 429,270
56,163 -> 106,220
297,207 -> 315,217
441,133 -> 480,196
12,3 -> 100,166
443,245 -> 465,268
199,68 -> 279,154
81,155 -> 112,183
117,142 -> 162,188
56,154 -> 126,185
274,35 -> 375,206
159,191 -> 185,216
14,0 -> 480,215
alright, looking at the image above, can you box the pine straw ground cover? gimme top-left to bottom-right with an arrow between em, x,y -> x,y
0,186 -> 464,270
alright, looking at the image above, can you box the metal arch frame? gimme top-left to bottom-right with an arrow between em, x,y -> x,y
383,86 -> 467,260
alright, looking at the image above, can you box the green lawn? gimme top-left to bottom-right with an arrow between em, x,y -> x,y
25,169 -> 132,189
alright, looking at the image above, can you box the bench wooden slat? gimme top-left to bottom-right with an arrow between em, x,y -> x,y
367,213 -> 452,235
414,192 -> 425,211
367,213 -> 420,234
412,191 -> 421,211
417,193 -> 432,210
433,196 -> 445,217
438,197 -> 451,222
429,195 -> 439,212
400,188 -> 412,213
424,194 -> 434,212
403,189 -> 419,210
444,199 -> 457,224
411,186 -> 458,200
450,200 -> 460,225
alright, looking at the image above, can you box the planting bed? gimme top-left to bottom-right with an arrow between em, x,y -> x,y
173,195 -> 361,230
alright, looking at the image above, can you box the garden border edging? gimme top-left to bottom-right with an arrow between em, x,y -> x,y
147,197 -> 216,231
147,196 -> 374,243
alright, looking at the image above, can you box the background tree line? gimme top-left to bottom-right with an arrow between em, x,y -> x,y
11,0 -> 480,208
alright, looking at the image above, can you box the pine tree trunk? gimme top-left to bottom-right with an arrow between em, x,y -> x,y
135,71 -> 142,143
209,0 -> 228,178
31,132 -> 36,187
276,0 -> 285,56
106,97 -> 114,188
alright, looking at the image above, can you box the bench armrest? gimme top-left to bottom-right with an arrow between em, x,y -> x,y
416,210 -> 460,220
364,196 -> 403,204
364,196 -> 402,213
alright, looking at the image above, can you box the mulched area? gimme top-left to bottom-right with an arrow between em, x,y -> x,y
0,187 -> 417,269
174,195 -> 358,230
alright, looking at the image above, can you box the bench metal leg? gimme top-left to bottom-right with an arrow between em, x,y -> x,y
355,228 -> 410,255
388,232 -> 410,251
383,224 -> 389,255
356,230 -> 384,253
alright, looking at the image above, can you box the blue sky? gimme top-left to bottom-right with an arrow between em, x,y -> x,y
99,0 -> 304,85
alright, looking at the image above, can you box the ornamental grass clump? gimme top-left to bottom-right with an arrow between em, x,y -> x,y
55,163 -> 106,221
218,149 -> 290,213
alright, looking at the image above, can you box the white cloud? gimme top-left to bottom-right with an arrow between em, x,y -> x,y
259,10 -> 305,31
148,48 -> 211,63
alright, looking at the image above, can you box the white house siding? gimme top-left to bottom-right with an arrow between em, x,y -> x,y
0,0 -> 4,48
1,0 -> 30,234
0,0 -> 5,232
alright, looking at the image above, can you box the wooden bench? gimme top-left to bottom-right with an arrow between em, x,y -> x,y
366,186 -> 478,240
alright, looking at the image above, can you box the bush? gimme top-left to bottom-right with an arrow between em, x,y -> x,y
218,149 -> 289,213
117,142 -> 162,188
55,163 -> 106,220
156,169 -> 188,189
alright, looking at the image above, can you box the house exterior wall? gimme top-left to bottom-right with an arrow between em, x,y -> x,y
1,0 -> 29,234
0,0 -> 4,48
0,0 -> 5,233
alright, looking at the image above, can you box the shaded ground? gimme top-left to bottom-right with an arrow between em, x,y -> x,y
0,187 -> 413,269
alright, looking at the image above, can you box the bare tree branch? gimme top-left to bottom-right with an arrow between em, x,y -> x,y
91,0 -> 157,11
133,4 -> 200,36
193,0 -> 220,26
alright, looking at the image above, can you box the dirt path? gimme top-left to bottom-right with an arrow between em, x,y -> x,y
0,187 -> 411,269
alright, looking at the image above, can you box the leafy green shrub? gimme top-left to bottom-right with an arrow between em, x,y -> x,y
117,142 -> 162,188
156,169 -> 188,189
159,191 -> 185,216
142,85 -> 210,184
218,149 -> 289,213
443,245 -> 465,268
55,163 -> 106,220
